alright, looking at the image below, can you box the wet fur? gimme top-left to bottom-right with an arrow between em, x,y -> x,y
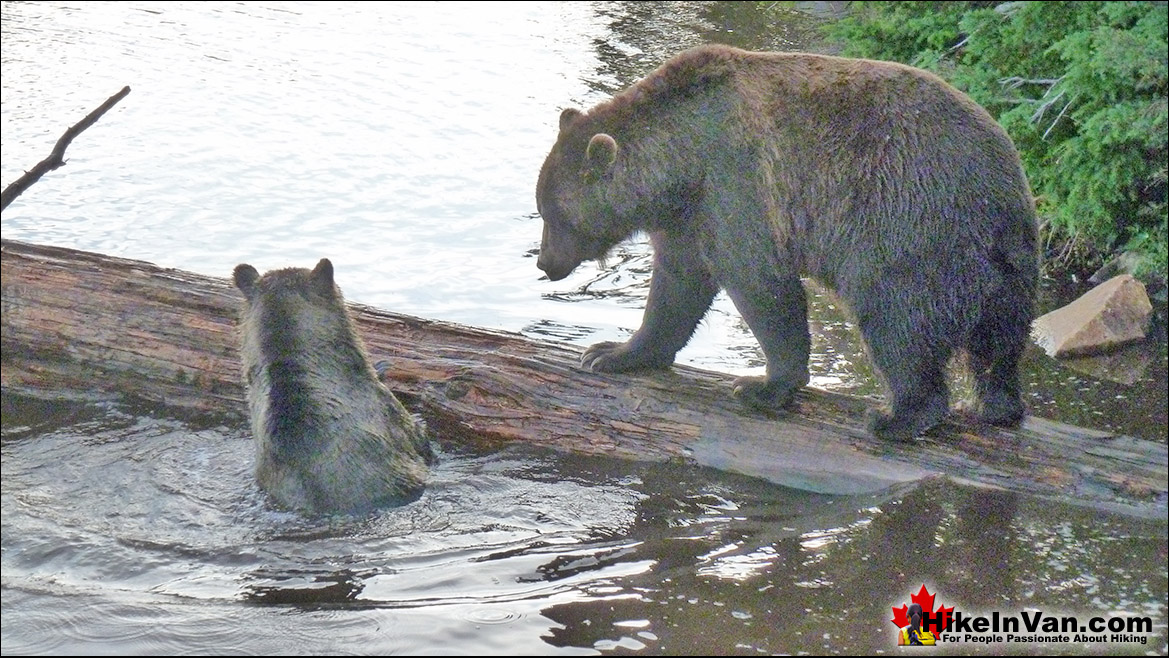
233,259 -> 434,514
536,45 -> 1039,441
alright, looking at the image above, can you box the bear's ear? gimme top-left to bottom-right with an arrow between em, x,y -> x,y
310,258 -> 336,297
586,133 -> 618,172
559,108 -> 583,132
233,264 -> 260,300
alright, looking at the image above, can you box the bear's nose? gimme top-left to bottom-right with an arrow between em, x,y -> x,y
536,254 -> 571,281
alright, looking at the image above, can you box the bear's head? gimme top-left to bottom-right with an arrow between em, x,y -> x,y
233,258 -> 339,307
233,258 -> 349,346
535,107 -> 634,281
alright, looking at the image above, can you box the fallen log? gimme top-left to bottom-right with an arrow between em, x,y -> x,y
2,238 -> 1165,518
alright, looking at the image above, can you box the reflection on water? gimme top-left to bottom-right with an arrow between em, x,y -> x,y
4,393 -> 1165,655
2,1 -> 1167,655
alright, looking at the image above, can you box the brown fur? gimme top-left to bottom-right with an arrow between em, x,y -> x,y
536,45 -> 1038,441
233,259 -> 434,514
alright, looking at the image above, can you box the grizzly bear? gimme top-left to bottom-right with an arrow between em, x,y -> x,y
535,45 -> 1038,441
233,258 -> 434,514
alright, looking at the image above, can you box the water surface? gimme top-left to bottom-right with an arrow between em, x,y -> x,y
3,394 -> 1165,655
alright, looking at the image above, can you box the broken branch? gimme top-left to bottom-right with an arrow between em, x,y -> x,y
1,85 -> 131,212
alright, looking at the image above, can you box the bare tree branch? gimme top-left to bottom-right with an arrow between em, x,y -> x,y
1030,89 -> 1066,124
1000,76 -> 1063,91
1,86 -> 131,213
1042,94 -> 1076,140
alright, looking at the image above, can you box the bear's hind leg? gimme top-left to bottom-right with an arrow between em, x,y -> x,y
866,367 -> 950,441
861,318 -> 952,441
965,289 -> 1029,427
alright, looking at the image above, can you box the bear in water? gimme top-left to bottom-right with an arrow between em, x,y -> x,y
535,45 -> 1039,441
233,258 -> 434,514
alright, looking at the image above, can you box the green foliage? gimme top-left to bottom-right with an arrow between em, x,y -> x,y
828,1 -> 1168,279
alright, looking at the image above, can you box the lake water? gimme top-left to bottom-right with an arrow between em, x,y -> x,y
2,1 -> 1166,655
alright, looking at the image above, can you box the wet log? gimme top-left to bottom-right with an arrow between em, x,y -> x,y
2,238 -> 1165,518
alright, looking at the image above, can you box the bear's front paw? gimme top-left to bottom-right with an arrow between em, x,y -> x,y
732,376 -> 799,411
581,341 -> 672,373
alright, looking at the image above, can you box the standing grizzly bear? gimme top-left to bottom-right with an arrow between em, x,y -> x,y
233,258 -> 434,514
536,45 -> 1038,441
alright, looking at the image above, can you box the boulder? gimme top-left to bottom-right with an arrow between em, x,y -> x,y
1031,274 -> 1153,358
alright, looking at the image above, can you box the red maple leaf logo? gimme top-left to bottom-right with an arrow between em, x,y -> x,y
891,584 -> 954,635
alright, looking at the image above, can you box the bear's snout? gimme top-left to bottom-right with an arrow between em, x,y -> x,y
537,220 -> 585,281
537,252 -> 575,281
